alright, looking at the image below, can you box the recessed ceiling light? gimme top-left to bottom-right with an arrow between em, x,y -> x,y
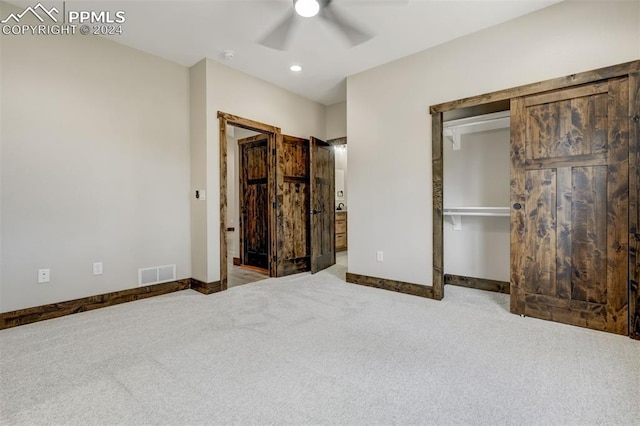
290,65 -> 303,72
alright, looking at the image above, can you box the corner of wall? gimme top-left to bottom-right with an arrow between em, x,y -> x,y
326,101 -> 347,140
189,60 -> 209,283
205,84 -> 221,284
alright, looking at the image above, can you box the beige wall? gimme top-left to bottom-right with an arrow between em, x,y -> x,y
190,59 -> 326,283
1,6 -> 191,312
189,61 -> 209,283
0,4 -> 4,311
326,102 -> 347,140
347,0 -> 640,285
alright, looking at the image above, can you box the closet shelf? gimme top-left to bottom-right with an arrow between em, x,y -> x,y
444,207 -> 509,230
444,207 -> 510,217
443,110 -> 510,150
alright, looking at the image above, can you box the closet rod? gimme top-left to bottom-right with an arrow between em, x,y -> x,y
443,115 -> 509,130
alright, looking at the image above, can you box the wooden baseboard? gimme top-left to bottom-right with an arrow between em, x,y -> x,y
444,274 -> 510,294
233,257 -> 241,266
190,278 -> 222,295
0,279 -> 191,330
346,272 -> 434,299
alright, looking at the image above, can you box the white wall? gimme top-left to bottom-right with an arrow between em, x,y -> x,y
326,102 -> 348,210
326,102 -> 347,140
190,61 -> 209,283
191,59 -> 326,283
443,128 -> 510,281
1,6 -> 191,312
347,0 -> 640,285
0,4 -> 4,310
226,132 -> 235,230
335,147 -> 348,210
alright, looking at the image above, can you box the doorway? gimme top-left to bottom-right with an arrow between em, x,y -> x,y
226,128 -> 271,288
218,112 -> 337,291
239,133 -> 270,271
218,113 -> 279,291
329,137 -> 348,275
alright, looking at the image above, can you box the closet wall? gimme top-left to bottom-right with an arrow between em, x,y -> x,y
443,126 -> 510,282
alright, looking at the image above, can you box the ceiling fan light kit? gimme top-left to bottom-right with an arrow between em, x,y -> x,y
260,0 -> 373,51
294,0 -> 320,18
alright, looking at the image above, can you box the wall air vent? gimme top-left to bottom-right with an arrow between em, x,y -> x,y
138,264 -> 176,287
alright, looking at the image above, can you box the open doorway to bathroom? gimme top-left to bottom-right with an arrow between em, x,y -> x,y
330,137 -> 348,274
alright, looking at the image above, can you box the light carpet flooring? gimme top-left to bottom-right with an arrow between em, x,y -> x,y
1,262 -> 639,425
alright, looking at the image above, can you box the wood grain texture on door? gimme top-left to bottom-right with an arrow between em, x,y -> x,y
240,135 -> 269,270
310,137 -> 335,273
511,78 -> 629,335
630,72 -> 640,340
275,135 -> 311,276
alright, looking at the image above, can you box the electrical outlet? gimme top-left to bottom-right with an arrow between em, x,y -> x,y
38,269 -> 50,284
376,251 -> 384,262
93,262 -> 103,275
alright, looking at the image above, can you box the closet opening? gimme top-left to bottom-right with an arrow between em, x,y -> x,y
439,100 -> 512,301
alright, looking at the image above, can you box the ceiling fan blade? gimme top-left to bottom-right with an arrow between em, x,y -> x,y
319,2 -> 372,47
259,11 -> 297,50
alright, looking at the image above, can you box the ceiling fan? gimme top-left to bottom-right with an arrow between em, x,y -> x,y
259,0 -> 373,50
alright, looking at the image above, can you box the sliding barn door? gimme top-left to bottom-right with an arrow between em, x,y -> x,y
239,135 -> 270,270
511,78 -> 629,334
275,135 -> 311,276
631,72 -> 640,340
310,137 -> 335,273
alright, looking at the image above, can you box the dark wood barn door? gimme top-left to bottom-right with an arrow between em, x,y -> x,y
310,137 -> 335,273
511,78 -> 629,334
631,72 -> 640,339
275,135 -> 311,276
239,135 -> 270,270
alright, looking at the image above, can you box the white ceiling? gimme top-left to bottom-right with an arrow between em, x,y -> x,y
12,0 -> 563,105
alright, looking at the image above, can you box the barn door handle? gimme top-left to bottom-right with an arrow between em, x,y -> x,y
513,203 -> 522,210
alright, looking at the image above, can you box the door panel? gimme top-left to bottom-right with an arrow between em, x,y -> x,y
571,166 -> 607,303
630,72 -> 640,340
310,137 -> 335,273
511,78 -> 629,335
523,169 -> 556,296
275,135 -> 311,276
240,136 -> 269,270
